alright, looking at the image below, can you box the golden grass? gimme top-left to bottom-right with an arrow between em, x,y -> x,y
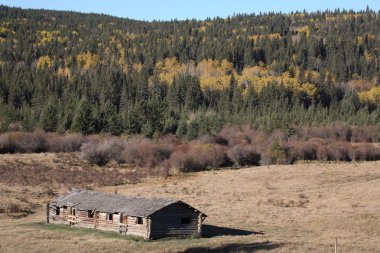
0,154 -> 379,252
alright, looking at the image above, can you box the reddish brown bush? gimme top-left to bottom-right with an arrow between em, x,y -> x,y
0,134 -> 11,153
217,126 -> 251,146
7,122 -> 23,132
351,126 -> 380,142
349,144 -> 380,161
123,136 -> 174,168
8,130 -> 47,153
295,124 -> 380,142
46,133 -> 85,152
167,144 -> 226,172
288,141 -> 320,161
80,138 -> 126,166
327,142 -> 352,161
314,141 -> 354,161
227,144 -> 260,166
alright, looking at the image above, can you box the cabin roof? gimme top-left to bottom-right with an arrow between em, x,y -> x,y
50,189 -> 206,217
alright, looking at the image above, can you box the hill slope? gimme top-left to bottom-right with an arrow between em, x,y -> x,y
0,5 -> 380,135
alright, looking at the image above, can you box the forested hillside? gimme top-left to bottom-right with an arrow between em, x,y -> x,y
0,5 -> 379,137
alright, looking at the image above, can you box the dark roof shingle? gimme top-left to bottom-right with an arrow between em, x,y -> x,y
50,189 -> 205,217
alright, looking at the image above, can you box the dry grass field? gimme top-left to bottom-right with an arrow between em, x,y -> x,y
0,153 -> 379,252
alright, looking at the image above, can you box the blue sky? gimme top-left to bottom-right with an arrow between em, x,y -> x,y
1,0 -> 380,21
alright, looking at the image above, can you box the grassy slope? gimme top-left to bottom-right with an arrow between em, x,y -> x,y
0,154 -> 379,252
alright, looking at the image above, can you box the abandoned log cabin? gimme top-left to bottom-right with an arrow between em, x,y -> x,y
47,189 -> 207,239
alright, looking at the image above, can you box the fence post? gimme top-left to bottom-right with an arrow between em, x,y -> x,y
46,202 -> 50,223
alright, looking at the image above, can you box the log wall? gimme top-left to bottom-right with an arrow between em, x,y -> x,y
48,205 -> 69,225
125,216 -> 149,238
96,212 -> 120,232
150,203 -> 201,239
47,202 -> 203,240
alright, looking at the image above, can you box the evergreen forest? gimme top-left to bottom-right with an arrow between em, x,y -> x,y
1,5 -> 380,138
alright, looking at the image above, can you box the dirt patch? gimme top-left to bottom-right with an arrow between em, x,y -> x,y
0,153 -> 169,187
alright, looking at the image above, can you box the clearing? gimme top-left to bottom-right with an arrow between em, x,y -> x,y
0,153 -> 379,252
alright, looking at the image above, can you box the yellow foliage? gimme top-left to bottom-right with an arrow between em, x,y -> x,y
37,30 -> 62,45
196,59 -> 236,90
343,13 -> 362,20
76,52 -> 99,70
250,33 -> 281,41
293,26 -> 310,38
326,71 -> 336,84
0,27 -> 13,35
326,14 -> 362,22
37,56 -> 52,69
364,50 -> 373,62
358,87 -> 380,105
238,65 -> 317,99
57,67 -> 72,79
118,48 -> 126,65
133,63 -> 143,73
358,34 -> 376,45
220,59 -> 234,74
148,58 -> 320,99
155,57 -> 183,85
299,82 -> 317,97
125,32 -> 138,40
199,26 -> 207,32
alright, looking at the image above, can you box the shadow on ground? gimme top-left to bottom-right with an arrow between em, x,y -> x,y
202,224 -> 264,237
181,241 -> 283,253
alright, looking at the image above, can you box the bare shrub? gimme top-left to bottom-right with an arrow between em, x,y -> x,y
217,126 -> 251,146
123,136 -> 174,168
327,142 -> 352,161
157,134 -> 181,146
46,133 -> 85,152
314,141 -> 354,161
167,144 -> 226,172
289,141 -> 320,161
80,138 -> 126,166
124,143 -> 158,168
332,124 -> 352,141
227,144 -> 260,166
0,134 -> 11,153
8,122 -> 23,132
316,145 -> 329,161
270,129 -> 287,142
349,144 -> 380,161
8,130 -> 47,153
351,126 -> 380,142
295,123 -> 380,142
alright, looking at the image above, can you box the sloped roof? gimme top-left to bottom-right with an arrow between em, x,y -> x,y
50,189 -> 206,217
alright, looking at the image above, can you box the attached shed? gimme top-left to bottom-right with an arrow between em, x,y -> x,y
47,189 -> 207,239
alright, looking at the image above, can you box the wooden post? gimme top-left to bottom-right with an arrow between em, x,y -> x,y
146,217 -> 151,239
46,202 -> 50,223
335,237 -> 337,253
197,213 -> 202,237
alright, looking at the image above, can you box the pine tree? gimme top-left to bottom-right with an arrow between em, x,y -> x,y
72,97 -> 96,135
176,117 -> 187,137
39,98 -> 58,132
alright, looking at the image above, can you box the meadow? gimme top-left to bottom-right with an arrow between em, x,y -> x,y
0,153 -> 379,252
